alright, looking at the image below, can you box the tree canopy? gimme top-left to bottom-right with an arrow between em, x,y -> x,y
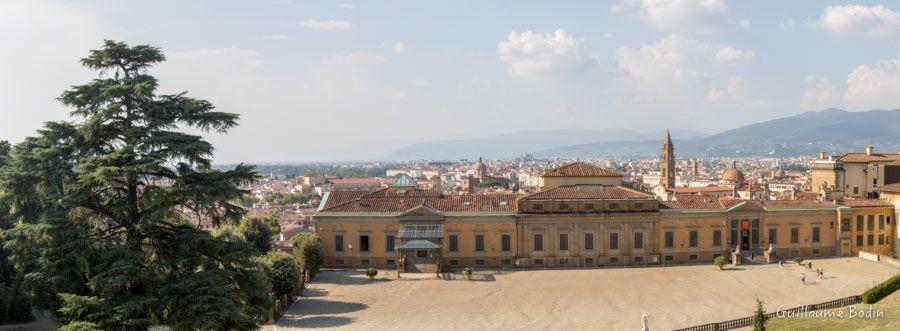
237,215 -> 281,253
0,40 -> 271,329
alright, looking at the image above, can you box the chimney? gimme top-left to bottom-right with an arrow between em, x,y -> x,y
866,145 -> 874,156
819,150 -> 826,159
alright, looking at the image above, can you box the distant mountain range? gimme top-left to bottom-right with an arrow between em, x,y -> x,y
385,109 -> 900,160
385,129 -> 708,160
538,109 -> 900,158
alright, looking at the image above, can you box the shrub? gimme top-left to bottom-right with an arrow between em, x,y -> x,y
0,286 -> 32,324
366,268 -> 378,279
292,233 -> 324,279
793,257 -> 804,265
752,298 -> 768,331
464,267 -> 473,276
713,256 -> 728,270
264,251 -> 303,299
862,274 -> 900,304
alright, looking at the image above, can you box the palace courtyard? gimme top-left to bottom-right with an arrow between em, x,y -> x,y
274,257 -> 898,330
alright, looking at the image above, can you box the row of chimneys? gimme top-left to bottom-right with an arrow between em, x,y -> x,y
819,145 -> 876,160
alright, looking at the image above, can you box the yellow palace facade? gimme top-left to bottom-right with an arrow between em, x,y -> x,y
314,161 -> 895,272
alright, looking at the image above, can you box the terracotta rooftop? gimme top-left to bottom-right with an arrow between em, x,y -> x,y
661,196 -> 842,210
320,189 -> 376,210
836,152 -> 900,163
326,178 -> 389,185
521,185 -> 653,200
877,183 -> 900,193
839,199 -> 894,207
318,192 -> 519,213
541,161 -> 624,177
669,186 -> 732,193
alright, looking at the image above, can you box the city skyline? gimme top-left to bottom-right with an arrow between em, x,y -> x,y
3,1 -> 900,163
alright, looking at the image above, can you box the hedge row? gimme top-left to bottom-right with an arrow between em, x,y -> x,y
862,274 -> 900,304
0,287 -> 33,324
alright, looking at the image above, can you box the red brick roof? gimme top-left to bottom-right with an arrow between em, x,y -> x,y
661,196 -> 840,210
521,185 -> 652,200
669,186 -> 732,193
839,199 -> 893,207
836,152 -> 900,163
878,183 -> 900,193
661,195 -> 727,210
541,161 -> 624,177
318,189 -> 518,213
320,189 -> 375,210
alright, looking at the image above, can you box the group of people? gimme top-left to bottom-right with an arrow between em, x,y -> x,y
799,261 -> 825,286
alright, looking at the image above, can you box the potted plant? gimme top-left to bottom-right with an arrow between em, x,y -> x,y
463,267 -> 473,280
366,267 -> 378,280
714,256 -> 728,270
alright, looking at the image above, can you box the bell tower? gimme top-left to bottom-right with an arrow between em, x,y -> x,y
660,129 -> 676,189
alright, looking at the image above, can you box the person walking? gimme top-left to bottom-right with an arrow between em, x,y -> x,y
779,260 -> 783,269
800,273 -> 806,286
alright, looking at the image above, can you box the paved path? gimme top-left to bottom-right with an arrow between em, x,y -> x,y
273,258 -> 898,330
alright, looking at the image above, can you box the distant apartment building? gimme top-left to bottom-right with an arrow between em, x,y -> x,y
811,146 -> 900,199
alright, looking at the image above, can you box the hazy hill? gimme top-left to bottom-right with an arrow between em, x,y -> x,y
385,129 -> 707,160
537,109 -> 900,158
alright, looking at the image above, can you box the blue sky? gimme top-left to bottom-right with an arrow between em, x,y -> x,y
2,0 -> 899,162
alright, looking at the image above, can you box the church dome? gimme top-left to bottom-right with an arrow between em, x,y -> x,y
722,168 -> 745,183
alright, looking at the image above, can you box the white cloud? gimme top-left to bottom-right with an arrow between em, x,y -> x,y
615,0 -> 729,33
842,57 -> 900,110
739,19 -> 751,28
779,18 -> 796,31
338,3 -> 355,10
497,28 -> 591,76
290,20 -> 356,30
615,34 -> 753,86
391,41 -> 407,54
323,53 -> 387,67
704,75 -> 768,107
602,32 -> 616,39
263,35 -> 287,40
815,4 -> 900,36
715,46 -> 754,63
800,76 -> 840,111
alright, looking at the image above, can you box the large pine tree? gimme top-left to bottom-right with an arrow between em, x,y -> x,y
1,40 -> 271,329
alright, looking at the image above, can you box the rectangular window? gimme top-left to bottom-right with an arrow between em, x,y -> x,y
359,235 -> 370,252
449,259 -> 459,265
713,230 -> 722,247
386,235 -> 395,252
360,259 -> 369,266
559,233 -> 569,251
665,255 -> 674,261
449,234 -> 459,252
635,202 -> 644,209
387,259 -> 396,266
812,227 -> 820,243
857,235 -> 864,246
335,235 -> 344,252
634,232 -> 643,249
879,215 -> 885,230
751,229 -> 759,245
730,229 -> 738,247
534,203 -> 543,211
559,203 -> 568,211
768,228 -> 777,245
665,231 -> 674,248
584,233 -> 594,250
790,228 -> 799,244
689,254 -> 698,260
857,215 -> 864,231
689,230 -> 698,247
501,234 -> 511,252
609,202 -> 619,210
585,258 -> 594,264
475,259 -> 484,265
475,234 -> 485,252
609,233 -> 619,250
868,215 -> 875,230
534,258 -> 543,265
879,234 -> 885,245
534,234 -> 543,251
842,218 -> 851,232
585,203 -> 594,210
868,234 -> 874,246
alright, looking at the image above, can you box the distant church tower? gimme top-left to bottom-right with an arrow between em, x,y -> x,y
660,129 -> 676,189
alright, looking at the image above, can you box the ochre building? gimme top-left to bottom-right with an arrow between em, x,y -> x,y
315,161 -> 895,271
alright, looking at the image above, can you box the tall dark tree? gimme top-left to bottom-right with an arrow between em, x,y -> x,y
237,216 -> 280,254
1,40 -> 271,329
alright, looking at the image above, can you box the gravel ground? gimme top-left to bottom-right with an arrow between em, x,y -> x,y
273,258 -> 898,331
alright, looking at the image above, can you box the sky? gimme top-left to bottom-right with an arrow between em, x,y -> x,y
2,0 -> 900,162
